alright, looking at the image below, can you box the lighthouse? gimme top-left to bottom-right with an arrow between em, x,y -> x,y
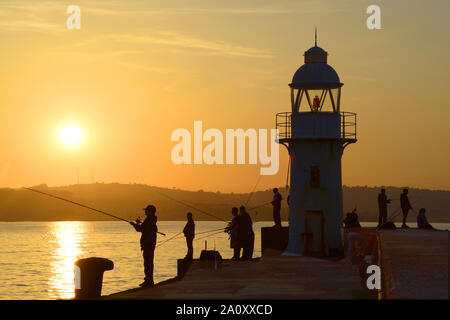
277,34 -> 357,257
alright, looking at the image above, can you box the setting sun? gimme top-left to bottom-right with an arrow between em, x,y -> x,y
59,125 -> 83,146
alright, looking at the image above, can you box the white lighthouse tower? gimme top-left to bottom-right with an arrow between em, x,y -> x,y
277,34 -> 357,257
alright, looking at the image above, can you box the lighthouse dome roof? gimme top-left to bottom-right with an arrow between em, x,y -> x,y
290,63 -> 341,89
305,45 -> 327,56
304,45 -> 328,63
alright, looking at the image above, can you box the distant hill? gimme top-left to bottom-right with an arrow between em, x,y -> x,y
0,183 -> 448,222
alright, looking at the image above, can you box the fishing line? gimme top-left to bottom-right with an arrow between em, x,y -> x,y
23,187 -> 167,236
195,230 -> 226,241
156,227 -> 226,248
245,174 -> 262,206
150,188 -> 227,223
247,201 -> 271,211
388,199 -> 419,221
156,231 -> 183,248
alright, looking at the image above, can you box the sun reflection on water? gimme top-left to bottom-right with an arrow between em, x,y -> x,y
48,221 -> 87,299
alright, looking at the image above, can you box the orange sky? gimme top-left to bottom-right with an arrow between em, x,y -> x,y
0,0 -> 449,192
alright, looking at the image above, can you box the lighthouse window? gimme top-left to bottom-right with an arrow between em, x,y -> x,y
310,166 -> 320,188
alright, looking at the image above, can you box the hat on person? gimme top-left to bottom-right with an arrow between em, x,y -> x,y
143,205 -> 156,212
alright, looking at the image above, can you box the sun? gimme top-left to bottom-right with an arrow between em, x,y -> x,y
59,125 -> 83,146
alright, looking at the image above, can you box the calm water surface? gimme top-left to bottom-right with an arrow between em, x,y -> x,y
0,221 -> 448,300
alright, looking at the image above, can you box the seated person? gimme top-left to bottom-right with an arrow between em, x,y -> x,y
417,208 -> 435,230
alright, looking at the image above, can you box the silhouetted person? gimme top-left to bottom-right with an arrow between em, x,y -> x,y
130,204 -> 158,287
225,207 -> 240,260
377,188 -> 391,227
400,188 -> 412,228
183,212 -> 195,259
238,206 -> 254,260
271,188 -> 282,228
417,208 -> 435,230
312,95 -> 320,111
343,209 -> 361,260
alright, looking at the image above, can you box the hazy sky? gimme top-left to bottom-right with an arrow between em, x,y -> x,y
0,0 -> 449,192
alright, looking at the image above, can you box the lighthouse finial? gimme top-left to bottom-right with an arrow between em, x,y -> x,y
315,27 -> 317,46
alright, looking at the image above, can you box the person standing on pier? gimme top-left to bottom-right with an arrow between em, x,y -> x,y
225,207 -> 240,260
183,212 -> 195,260
400,188 -> 412,228
130,204 -> 158,287
377,188 -> 391,227
271,188 -> 282,228
238,206 -> 254,260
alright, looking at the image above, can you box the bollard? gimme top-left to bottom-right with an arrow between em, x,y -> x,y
199,250 -> 222,269
261,227 -> 289,256
74,257 -> 114,299
177,258 -> 192,279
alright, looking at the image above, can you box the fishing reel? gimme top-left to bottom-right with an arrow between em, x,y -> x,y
135,216 -> 142,224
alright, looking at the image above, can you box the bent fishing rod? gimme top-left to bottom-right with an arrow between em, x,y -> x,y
23,187 -> 166,236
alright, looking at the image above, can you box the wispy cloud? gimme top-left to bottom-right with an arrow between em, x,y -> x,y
0,1 -> 63,32
0,19 -> 59,31
345,75 -> 376,82
106,32 -> 273,58
82,7 -> 291,16
47,31 -> 273,59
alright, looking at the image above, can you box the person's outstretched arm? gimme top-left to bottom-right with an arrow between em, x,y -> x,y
130,221 -> 143,232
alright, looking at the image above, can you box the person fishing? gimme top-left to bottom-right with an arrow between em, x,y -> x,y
271,188 -> 282,228
130,204 -> 158,287
183,212 -> 195,260
400,188 -> 412,228
238,205 -> 254,260
225,207 -> 240,260
377,188 -> 391,227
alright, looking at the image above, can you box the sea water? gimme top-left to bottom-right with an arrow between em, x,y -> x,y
0,221 -> 448,299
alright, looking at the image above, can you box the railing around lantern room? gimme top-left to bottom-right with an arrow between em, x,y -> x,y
275,111 -> 357,144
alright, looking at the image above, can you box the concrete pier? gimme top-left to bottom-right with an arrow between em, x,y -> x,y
106,256 -> 362,299
378,229 -> 449,299
105,227 -> 449,300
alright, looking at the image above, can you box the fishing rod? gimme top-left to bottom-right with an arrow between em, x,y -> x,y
247,201 -> 271,211
285,156 -> 291,189
388,199 -> 419,221
156,231 -> 183,248
245,174 -> 262,206
195,230 -> 226,241
156,227 -> 226,248
387,206 -> 402,221
24,187 -> 166,236
151,188 -> 228,223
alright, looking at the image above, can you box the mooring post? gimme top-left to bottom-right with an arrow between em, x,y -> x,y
74,257 -> 114,299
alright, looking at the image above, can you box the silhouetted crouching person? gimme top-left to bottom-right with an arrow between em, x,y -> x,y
183,212 -> 195,259
130,204 -> 158,287
417,208 -> 435,230
238,206 -> 254,260
271,188 -> 282,228
225,207 -> 240,260
377,188 -> 391,227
